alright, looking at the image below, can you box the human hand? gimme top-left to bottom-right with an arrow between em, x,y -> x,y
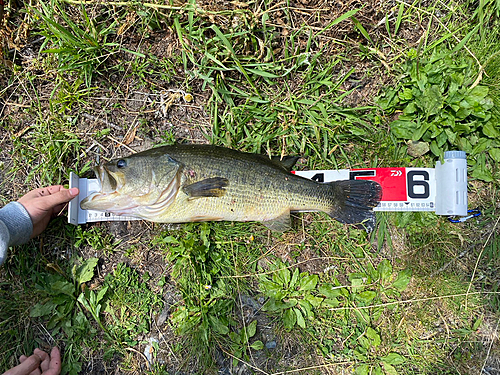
17,185 -> 79,238
2,347 -> 61,375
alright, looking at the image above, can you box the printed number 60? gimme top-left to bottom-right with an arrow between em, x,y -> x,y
407,171 -> 430,199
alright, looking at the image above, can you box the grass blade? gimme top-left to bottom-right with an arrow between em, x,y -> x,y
316,8 -> 361,37
394,2 -> 405,35
452,23 -> 480,53
351,17 -> 373,45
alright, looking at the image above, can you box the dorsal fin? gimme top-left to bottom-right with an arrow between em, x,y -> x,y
270,156 -> 300,171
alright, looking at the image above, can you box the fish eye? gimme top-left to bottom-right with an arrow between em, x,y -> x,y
117,159 -> 127,168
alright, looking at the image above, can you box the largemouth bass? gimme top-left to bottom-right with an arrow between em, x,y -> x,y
80,144 -> 382,231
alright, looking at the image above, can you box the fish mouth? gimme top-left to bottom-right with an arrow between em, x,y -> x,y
80,166 -> 129,210
98,166 -> 120,193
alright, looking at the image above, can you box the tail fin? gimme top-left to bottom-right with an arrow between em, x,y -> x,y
329,180 -> 382,232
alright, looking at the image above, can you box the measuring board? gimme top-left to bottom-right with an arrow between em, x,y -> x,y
68,151 -> 468,225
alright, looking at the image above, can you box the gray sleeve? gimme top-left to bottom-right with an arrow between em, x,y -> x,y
0,202 -> 34,266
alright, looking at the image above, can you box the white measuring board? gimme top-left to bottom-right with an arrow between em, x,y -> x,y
69,172 -> 140,225
68,151 -> 468,225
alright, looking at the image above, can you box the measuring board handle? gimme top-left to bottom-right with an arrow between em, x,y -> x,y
435,151 -> 467,215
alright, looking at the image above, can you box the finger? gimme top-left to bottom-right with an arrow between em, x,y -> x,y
38,186 -> 65,197
45,347 -> 62,375
33,349 -> 50,372
19,355 -> 28,362
3,354 -> 41,375
35,188 -> 79,211
17,186 -> 65,205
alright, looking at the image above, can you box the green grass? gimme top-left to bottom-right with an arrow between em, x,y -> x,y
1,0 -> 499,373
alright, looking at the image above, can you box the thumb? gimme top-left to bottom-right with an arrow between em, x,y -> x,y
38,188 -> 79,210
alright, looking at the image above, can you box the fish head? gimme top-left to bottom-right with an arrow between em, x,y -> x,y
80,152 -> 182,215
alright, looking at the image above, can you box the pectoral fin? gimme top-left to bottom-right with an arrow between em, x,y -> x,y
262,212 -> 291,232
182,177 -> 229,198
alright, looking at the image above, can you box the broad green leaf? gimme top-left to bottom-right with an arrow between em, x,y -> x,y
290,268 -> 299,289
403,102 -> 417,114
52,280 -> 75,296
298,299 -> 314,319
355,291 -> 377,304
318,283 -> 342,298
472,317 -> 482,331
366,327 -> 381,347
381,362 -> 398,375
250,340 -> 264,350
294,308 -> 306,328
399,87 -> 413,100
259,279 -> 281,296
75,257 -> 99,285
299,274 -> 318,291
246,320 -> 257,338
322,298 -> 340,307
472,153 -> 494,182
376,88 -> 399,110
264,298 -> 297,312
422,85 -> 444,116
444,128 -> 457,143
467,85 -> 489,102
350,277 -> 365,293
457,136 -> 473,153
276,267 -> 291,287
283,308 -> 296,330
489,148 -> 500,163
381,352 -> 406,365
358,336 -> 371,350
429,140 -> 441,157
77,292 -> 90,311
304,294 -> 323,308
392,269 -> 412,291
373,364 -> 384,375
96,285 -> 108,304
354,364 -> 370,375
377,259 -> 392,284
483,121 -> 500,138
436,130 -> 448,147
391,119 -> 418,139
365,263 -> 379,281
30,302 -> 55,317
471,138 -> 492,155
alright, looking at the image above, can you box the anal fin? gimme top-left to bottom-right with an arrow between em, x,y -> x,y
262,211 -> 291,232
183,177 -> 229,199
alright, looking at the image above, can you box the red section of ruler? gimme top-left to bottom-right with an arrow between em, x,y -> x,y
351,168 -> 407,201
